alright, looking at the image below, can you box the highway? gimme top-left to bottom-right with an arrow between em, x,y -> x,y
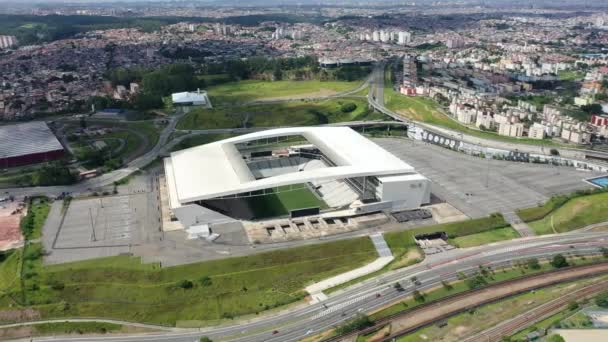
18,231 -> 608,342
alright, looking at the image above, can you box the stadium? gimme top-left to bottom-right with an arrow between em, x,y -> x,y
163,127 -> 430,232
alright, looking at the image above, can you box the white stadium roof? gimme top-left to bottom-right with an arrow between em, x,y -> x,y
164,127 -> 417,208
0,121 -> 64,159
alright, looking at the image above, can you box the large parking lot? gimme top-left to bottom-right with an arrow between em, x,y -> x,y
374,138 -> 604,218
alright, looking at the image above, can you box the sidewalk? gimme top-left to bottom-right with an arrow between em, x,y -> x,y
306,233 -> 394,303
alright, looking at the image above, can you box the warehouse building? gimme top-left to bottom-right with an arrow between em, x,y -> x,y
0,121 -> 65,168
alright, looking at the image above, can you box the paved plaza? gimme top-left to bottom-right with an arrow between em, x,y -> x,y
374,138 -> 604,219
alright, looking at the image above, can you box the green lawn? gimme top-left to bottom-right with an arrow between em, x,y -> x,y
528,192 -> 608,235
208,80 -> 363,106
29,198 -> 51,240
170,134 -> 239,152
246,185 -> 328,219
0,238 -> 377,326
558,70 -> 585,81
449,227 -> 520,248
176,98 -> 385,130
384,214 -> 510,256
33,321 -> 124,335
0,250 -> 21,293
516,188 -> 605,223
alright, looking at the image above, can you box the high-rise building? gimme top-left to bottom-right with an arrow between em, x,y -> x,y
372,31 -> 380,42
403,54 -> 418,88
0,36 -> 17,49
446,37 -> 465,49
398,31 -> 412,45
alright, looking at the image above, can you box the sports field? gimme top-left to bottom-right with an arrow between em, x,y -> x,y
246,184 -> 328,219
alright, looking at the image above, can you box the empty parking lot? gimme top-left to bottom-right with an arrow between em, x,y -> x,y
374,138 -> 604,218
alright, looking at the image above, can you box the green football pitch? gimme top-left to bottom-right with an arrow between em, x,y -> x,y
246,184 -> 328,219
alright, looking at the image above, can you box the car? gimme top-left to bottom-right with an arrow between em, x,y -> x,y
376,293 -> 382,298
272,330 -> 279,335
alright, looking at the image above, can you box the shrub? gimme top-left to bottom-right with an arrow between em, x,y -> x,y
595,291 -> 608,308
340,102 -> 357,113
551,254 -> 569,268
199,276 -> 212,287
527,258 -> 541,270
177,280 -> 194,289
335,314 -> 373,335
413,290 -> 425,303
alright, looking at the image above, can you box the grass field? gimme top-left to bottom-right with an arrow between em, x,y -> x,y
170,133 -> 238,152
449,227 -> 520,248
558,70 -> 585,81
0,238 -> 377,326
516,188 -> 606,223
176,98 -> 385,130
28,198 -> 51,240
246,184 -> 328,219
384,214 -> 510,255
528,192 -> 608,235
208,80 -> 363,106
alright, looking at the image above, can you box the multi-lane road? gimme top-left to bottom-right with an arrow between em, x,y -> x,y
18,231 -> 608,342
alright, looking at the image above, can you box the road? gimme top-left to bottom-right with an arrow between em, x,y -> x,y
10,231 -> 608,342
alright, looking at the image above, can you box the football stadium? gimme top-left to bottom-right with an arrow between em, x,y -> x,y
163,127 -> 430,234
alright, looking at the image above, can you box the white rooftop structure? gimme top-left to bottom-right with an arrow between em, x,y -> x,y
171,89 -> 209,106
164,127 -> 431,229
165,127 -> 420,206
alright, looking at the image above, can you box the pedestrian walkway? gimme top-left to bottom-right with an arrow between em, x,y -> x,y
503,211 -> 535,237
306,233 -> 394,303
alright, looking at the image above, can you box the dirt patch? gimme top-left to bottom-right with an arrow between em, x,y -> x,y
0,308 -> 41,322
255,88 -> 339,102
0,326 -> 34,339
453,325 -> 470,336
391,249 -> 423,269
395,109 -> 423,121
0,200 -> 25,251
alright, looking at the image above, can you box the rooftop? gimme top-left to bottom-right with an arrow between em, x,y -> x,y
0,121 -> 64,159
164,127 -> 417,207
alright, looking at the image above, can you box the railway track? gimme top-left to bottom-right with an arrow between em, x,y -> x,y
322,261 -> 608,342
463,279 -> 608,342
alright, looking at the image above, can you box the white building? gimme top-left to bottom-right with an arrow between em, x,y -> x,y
498,122 -> 524,137
0,36 -> 17,49
163,127 -> 431,229
171,90 -> 210,106
528,123 -> 546,140
398,31 -> 412,45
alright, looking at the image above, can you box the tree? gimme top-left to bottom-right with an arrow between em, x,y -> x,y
340,102 -> 357,113
199,276 -> 212,286
547,334 -> 566,342
178,280 -> 194,289
199,337 -> 213,342
527,258 -> 541,270
596,291 -> 608,308
600,247 -> 608,258
413,290 -> 425,303
551,254 -> 569,268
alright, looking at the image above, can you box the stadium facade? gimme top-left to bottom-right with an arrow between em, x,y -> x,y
0,121 -> 65,168
163,127 -> 430,229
